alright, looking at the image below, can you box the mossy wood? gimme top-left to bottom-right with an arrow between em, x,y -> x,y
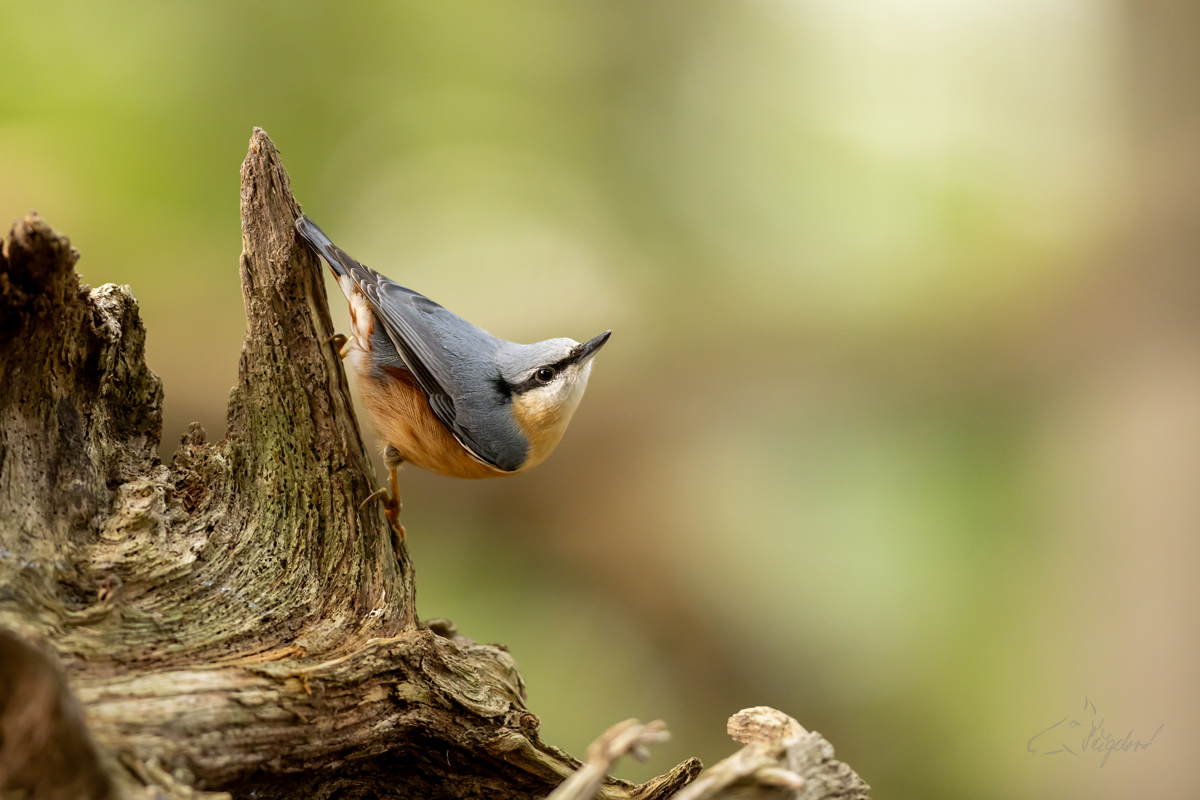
0,129 -> 867,800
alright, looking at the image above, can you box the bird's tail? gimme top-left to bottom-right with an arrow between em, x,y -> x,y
295,214 -> 357,279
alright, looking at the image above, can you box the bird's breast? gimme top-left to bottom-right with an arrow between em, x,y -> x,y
349,350 -> 511,479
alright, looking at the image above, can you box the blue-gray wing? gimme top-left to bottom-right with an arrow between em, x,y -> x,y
369,286 -> 511,460
296,214 -> 527,470
366,282 -> 528,472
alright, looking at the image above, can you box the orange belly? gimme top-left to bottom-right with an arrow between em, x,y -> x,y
351,355 -> 508,480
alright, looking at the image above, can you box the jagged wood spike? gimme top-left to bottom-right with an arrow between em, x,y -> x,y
0,129 -> 705,799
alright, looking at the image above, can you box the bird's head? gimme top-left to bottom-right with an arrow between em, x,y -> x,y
496,330 -> 611,470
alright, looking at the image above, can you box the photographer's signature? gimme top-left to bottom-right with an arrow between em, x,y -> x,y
1028,696 -> 1163,767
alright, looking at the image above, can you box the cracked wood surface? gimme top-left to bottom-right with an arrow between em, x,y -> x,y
0,129 -> 697,800
0,128 -> 868,800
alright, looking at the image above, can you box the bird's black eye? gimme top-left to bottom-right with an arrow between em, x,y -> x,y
535,367 -> 556,384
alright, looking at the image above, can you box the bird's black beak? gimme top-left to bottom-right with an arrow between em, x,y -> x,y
573,330 -> 612,363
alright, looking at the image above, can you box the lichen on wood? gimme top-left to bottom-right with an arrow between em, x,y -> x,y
0,129 -> 868,800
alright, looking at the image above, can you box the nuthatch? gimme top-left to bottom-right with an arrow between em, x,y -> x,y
295,215 -> 610,539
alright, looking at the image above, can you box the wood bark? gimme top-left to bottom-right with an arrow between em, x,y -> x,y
0,129 -> 869,800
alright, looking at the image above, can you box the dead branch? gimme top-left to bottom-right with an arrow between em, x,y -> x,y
0,129 -> 868,800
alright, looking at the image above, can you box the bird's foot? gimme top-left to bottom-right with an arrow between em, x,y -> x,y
326,333 -> 351,360
359,468 -> 406,542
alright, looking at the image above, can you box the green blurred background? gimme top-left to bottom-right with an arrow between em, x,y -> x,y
4,1 -> 1198,797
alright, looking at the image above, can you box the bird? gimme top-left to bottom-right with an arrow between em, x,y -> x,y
294,214 -> 611,540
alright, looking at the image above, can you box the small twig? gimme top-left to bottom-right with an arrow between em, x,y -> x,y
545,719 -> 670,800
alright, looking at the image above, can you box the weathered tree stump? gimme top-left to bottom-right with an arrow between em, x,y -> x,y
0,129 -> 868,800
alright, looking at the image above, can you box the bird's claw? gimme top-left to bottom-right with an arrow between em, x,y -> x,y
385,505 -> 406,544
361,479 -> 405,542
359,487 -> 388,509
326,333 -> 350,360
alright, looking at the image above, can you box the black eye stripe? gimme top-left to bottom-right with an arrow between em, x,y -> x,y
491,375 -> 514,403
511,365 -> 565,394
508,348 -> 588,395
540,352 -> 581,375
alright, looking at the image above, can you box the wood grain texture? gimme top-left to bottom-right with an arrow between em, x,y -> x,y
0,129 -> 868,800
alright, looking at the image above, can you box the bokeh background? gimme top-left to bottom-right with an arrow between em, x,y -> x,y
4,1 -> 1198,797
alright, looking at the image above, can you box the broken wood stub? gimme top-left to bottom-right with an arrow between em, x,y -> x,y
0,128 -> 708,799
0,128 -> 870,800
